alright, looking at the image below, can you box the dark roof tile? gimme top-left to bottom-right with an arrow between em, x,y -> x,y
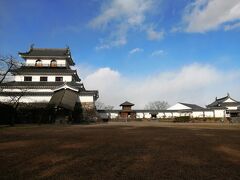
11,67 -> 77,75
207,95 -> 240,108
120,101 -> 134,106
179,103 -> 205,110
0,81 -> 84,89
49,89 -> 78,111
19,48 -> 69,57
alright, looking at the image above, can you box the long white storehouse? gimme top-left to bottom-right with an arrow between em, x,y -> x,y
98,94 -> 240,120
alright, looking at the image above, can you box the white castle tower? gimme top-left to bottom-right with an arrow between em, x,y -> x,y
0,46 -> 99,122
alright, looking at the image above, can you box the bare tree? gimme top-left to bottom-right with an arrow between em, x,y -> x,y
0,55 -> 20,84
0,55 -> 24,125
104,105 -> 114,110
95,100 -> 114,110
95,101 -> 105,110
8,89 -> 28,126
144,101 -> 170,110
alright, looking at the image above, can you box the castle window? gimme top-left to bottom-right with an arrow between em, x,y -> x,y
24,76 -> 32,82
40,77 -> 48,82
55,77 -> 63,82
35,60 -> 42,67
50,60 -> 57,67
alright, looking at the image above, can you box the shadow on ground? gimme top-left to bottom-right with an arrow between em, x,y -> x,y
0,124 -> 239,179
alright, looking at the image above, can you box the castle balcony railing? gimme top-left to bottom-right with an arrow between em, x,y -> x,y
23,63 -> 66,67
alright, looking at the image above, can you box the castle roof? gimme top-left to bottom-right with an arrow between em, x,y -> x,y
120,101 -> 134,106
207,94 -> 240,108
49,89 -> 79,111
179,103 -> 205,111
0,81 -> 84,90
11,67 -> 81,81
0,90 -> 98,98
12,67 -> 76,74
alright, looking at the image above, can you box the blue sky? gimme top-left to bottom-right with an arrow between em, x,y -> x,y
1,0 -> 240,107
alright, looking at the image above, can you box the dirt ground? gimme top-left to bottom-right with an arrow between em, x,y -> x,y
0,122 -> 240,180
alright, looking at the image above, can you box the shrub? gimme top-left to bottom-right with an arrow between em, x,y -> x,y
191,117 -> 223,123
158,118 -> 174,122
0,103 -> 13,125
174,116 -> 191,123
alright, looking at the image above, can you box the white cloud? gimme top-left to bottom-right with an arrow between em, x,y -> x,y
89,0 -> 154,28
147,27 -> 164,40
84,67 -> 121,91
95,37 -> 127,50
183,0 -> 240,33
151,50 -> 164,56
89,0 -> 161,49
80,64 -> 240,108
94,22 -> 129,50
129,48 -> 143,55
224,22 -> 240,31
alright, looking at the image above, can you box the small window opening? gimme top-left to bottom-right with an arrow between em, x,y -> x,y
50,60 -> 57,67
24,76 -> 32,82
55,77 -> 63,82
40,77 -> 48,82
35,60 -> 42,67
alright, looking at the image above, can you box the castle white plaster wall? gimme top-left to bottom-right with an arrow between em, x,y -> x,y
110,113 -> 118,119
181,112 -> 192,117
204,111 -> 214,117
15,76 -> 24,81
0,96 -> 11,102
97,109 -> 229,120
25,59 -> 66,66
136,112 -> 144,118
0,95 -> 51,103
99,112 -> 118,119
214,110 -> 225,118
19,96 -> 51,103
192,111 -> 204,118
226,106 -> 238,110
172,112 -> 181,117
98,112 -> 109,119
2,89 -> 53,92
143,112 -> 151,118
79,96 -> 94,102
15,75 -> 72,82
164,112 -> 174,118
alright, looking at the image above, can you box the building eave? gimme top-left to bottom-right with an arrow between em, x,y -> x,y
0,81 -> 84,90
0,90 -> 99,98
11,67 -> 78,75
53,83 -> 79,92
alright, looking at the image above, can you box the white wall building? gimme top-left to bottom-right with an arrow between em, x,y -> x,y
206,94 -> 240,118
97,94 -> 240,120
0,46 -> 99,121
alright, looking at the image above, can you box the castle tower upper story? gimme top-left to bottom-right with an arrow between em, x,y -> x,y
14,46 -> 80,83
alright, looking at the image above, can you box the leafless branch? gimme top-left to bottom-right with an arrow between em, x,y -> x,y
144,101 -> 170,110
95,100 -> 114,110
0,55 -> 20,84
9,89 -> 28,109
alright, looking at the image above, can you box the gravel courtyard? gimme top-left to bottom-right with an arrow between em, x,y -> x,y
0,122 -> 240,179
